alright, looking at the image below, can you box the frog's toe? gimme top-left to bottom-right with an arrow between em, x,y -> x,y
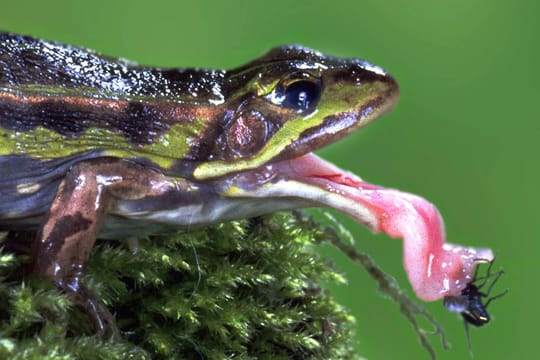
60,279 -> 121,340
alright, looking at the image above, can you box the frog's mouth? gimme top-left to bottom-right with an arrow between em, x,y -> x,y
222,153 -> 493,302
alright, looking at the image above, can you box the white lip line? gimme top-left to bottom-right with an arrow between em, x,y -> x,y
254,177 -> 379,231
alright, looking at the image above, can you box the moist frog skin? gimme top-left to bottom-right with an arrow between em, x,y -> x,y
0,33 -> 492,332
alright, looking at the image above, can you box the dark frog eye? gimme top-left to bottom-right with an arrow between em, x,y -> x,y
268,75 -> 321,113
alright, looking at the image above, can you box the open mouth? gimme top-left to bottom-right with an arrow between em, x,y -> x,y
224,153 -> 494,301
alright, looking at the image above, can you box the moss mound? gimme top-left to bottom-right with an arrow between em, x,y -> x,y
0,212 -> 361,359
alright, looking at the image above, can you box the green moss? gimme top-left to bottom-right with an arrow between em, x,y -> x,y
0,213 -> 361,360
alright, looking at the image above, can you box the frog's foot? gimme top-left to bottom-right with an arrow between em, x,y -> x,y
59,277 -> 121,340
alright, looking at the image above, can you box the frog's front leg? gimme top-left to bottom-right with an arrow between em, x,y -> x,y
32,158 -> 175,337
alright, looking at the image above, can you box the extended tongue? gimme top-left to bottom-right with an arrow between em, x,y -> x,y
290,154 -> 494,301
225,153 -> 494,301
353,187 -> 493,301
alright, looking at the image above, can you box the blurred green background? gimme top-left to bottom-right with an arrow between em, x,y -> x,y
1,0 -> 537,358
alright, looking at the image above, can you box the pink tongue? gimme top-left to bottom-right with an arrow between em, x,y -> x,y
290,154 -> 494,301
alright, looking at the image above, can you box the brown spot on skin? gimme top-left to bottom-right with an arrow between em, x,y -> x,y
45,212 -> 93,256
49,212 -> 93,240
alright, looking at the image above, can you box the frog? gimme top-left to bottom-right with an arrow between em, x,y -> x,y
0,32 -> 493,335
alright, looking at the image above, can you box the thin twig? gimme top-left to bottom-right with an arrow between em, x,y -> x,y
320,212 -> 450,360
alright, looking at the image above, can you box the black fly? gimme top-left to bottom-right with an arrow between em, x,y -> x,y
443,259 -> 508,353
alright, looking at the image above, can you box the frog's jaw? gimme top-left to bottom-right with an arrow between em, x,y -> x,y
218,153 -> 493,302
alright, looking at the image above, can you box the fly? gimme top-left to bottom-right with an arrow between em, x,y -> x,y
443,259 -> 508,354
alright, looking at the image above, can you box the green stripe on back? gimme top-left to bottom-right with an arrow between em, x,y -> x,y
0,120 -> 205,169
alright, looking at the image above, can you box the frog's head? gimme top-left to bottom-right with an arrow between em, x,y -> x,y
193,45 -> 399,180
188,47 -> 493,304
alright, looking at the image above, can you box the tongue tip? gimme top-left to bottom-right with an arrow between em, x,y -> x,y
413,244 -> 494,301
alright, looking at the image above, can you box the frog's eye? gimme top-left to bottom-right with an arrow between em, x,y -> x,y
267,75 -> 321,113
282,80 -> 321,112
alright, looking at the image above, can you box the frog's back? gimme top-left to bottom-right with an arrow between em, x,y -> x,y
0,33 -> 226,223
1,32 -> 218,136
1,33 -> 227,167
0,32 -> 215,100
